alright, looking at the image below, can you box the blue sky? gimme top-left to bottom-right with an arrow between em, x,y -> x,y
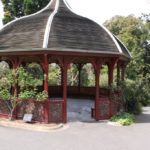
0,0 -> 150,29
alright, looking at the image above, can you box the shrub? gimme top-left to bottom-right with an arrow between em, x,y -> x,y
0,88 -> 11,100
19,90 -> 48,101
18,90 -> 36,100
36,91 -> 48,101
111,112 -> 135,125
122,80 -> 142,115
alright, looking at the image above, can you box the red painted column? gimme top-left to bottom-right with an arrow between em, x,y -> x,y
11,58 -> 20,97
78,63 -> 82,95
11,58 -> 19,119
95,63 -> 101,121
43,54 -> 48,92
62,61 -> 68,123
117,63 -> 120,86
108,64 -> 114,86
44,100 -> 49,124
121,65 -> 125,82
108,62 -> 115,117
43,54 -> 49,123
61,67 -> 63,96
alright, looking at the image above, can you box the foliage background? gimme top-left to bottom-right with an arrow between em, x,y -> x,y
104,14 -> 150,110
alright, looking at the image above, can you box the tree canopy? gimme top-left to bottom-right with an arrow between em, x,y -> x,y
2,0 -> 50,24
104,14 -> 150,107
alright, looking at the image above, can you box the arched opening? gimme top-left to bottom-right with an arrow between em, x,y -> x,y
0,60 -> 14,115
67,63 -> 95,122
48,63 -> 62,98
0,61 -> 11,84
0,60 -> 12,94
0,60 -> 10,70
67,63 -> 79,96
17,62 -> 44,99
67,63 -> 79,86
100,64 -> 109,96
0,61 -> 11,91
81,63 -> 95,87
26,62 -> 43,87
114,64 -> 118,86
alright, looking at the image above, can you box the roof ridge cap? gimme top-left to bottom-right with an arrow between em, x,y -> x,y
43,0 -> 59,48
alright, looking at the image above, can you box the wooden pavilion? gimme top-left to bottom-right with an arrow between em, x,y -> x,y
0,0 -> 131,123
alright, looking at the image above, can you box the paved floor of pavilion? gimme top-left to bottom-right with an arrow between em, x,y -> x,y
67,98 -> 95,122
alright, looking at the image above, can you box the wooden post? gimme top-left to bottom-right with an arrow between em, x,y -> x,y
95,63 -> 101,121
61,67 -> 63,96
117,63 -> 120,86
77,63 -> 82,96
11,58 -> 19,119
108,64 -> 114,86
43,54 -> 48,92
43,54 -> 49,123
121,65 -> 125,81
108,61 -> 116,117
12,58 -> 19,97
44,100 -> 49,124
62,61 -> 68,123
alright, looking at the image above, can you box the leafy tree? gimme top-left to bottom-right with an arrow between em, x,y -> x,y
100,65 -> 109,88
67,64 -> 79,86
3,10 -> 14,24
25,62 -> 43,86
104,14 -> 150,108
24,0 -> 50,15
0,67 -> 19,120
17,66 -> 41,92
0,65 -> 45,120
2,0 -> 50,24
81,64 -> 95,87
48,63 -> 61,86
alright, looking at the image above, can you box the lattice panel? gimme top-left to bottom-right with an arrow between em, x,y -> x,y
112,101 -> 118,115
0,100 -> 10,115
100,100 -> 109,117
49,102 -> 63,123
16,100 -> 45,122
17,101 -> 29,118
112,92 -> 123,115
32,102 -> 45,122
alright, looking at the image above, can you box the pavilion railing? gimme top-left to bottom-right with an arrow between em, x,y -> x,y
0,88 -> 122,123
0,100 -> 10,118
16,99 -> 65,123
48,99 -> 65,123
92,90 -> 123,120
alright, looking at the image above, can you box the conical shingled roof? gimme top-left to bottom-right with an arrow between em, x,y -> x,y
0,0 -> 131,59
